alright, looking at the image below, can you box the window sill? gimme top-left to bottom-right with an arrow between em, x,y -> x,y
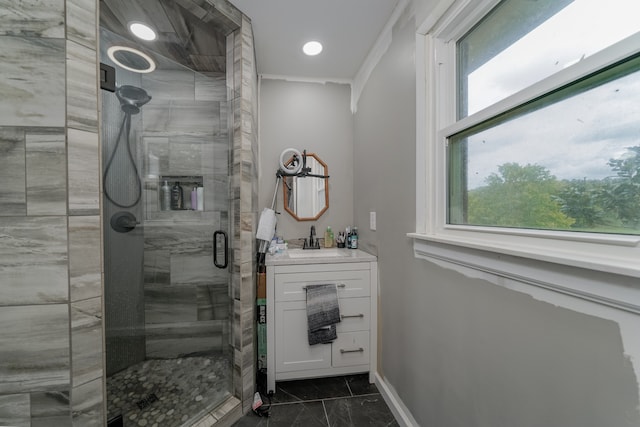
408,232 -> 640,315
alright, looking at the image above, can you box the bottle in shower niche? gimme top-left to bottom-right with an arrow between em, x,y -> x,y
160,180 -> 171,211
170,181 -> 183,210
196,186 -> 204,211
190,187 -> 198,211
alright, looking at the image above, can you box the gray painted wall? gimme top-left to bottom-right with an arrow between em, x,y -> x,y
258,79 -> 354,243
353,3 -> 640,427
257,2 -> 640,426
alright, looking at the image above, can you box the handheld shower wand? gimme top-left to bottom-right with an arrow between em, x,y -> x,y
103,85 -> 152,209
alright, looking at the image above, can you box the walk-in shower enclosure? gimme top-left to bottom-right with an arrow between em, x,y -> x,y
0,0 -> 257,425
99,0 -> 258,425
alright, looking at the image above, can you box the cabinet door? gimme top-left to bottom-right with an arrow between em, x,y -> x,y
275,301 -> 331,373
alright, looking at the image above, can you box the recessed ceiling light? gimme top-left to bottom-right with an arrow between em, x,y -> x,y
302,41 -> 323,56
129,21 -> 157,41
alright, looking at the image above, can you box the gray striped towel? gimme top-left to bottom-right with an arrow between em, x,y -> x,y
306,284 -> 341,345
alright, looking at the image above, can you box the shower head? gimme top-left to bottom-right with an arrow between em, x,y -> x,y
116,85 -> 152,114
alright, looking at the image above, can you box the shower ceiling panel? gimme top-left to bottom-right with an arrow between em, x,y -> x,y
100,0 -> 240,72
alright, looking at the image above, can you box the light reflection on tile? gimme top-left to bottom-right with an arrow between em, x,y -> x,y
66,40 -> 98,131
0,128 -> 26,215
66,0 -> 97,49
0,0 -> 65,38
143,248 -> 170,285
145,320 -> 225,358
169,135 -> 212,175
143,101 -> 219,134
0,36 -> 65,127
67,128 -> 99,214
26,131 -> 67,215
144,285 -> 198,324
71,377 -> 104,427
0,216 -> 68,305
71,297 -> 103,387
170,253 -> 219,285
196,72 -> 226,101
0,304 -> 70,393
142,69 -> 195,101
30,391 -> 71,427
0,393 -> 30,427
68,216 -> 101,301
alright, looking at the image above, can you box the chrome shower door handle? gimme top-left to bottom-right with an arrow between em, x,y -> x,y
213,230 -> 228,269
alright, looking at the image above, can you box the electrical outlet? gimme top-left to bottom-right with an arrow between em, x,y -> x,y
370,211 -> 376,231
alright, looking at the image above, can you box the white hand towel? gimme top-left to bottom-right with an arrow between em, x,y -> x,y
256,208 -> 276,241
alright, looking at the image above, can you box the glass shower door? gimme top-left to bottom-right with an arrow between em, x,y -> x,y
101,26 -> 233,426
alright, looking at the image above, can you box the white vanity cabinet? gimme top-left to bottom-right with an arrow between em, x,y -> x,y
265,250 -> 378,394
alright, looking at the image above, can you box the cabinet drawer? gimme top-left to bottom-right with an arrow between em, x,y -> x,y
336,298 -> 370,333
332,331 -> 370,368
274,270 -> 370,302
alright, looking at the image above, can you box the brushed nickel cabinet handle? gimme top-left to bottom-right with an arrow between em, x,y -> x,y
303,283 -> 347,290
341,314 -> 364,319
340,347 -> 364,354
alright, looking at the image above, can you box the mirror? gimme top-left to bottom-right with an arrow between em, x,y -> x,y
282,153 -> 329,221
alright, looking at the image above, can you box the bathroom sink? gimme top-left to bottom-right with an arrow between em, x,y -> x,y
286,248 -> 346,258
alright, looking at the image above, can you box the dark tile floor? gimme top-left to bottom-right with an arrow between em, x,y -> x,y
232,374 -> 399,427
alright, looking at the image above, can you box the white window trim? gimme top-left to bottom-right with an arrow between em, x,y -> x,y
412,0 -> 640,312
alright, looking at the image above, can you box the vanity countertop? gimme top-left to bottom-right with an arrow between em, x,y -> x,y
265,248 -> 376,266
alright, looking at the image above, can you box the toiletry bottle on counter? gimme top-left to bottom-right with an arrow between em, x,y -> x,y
349,227 -> 358,249
324,226 -> 334,248
345,226 -> 352,248
170,182 -> 183,210
160,180 -> 171,211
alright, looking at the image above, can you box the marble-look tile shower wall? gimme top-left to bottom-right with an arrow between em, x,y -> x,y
230,15 -> 260,414
0,0 -> 258,424
0,0 -> 104,426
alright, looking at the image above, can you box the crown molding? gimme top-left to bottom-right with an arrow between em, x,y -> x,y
351,0 -> 410,113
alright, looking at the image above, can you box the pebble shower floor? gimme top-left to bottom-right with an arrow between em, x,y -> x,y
107,355 -> 232,427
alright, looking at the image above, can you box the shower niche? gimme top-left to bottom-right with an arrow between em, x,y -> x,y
157,176 -> 204,212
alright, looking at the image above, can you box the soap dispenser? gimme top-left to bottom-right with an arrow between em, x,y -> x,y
324,226 -> 334,248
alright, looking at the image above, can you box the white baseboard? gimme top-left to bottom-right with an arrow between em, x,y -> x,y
374,372 -> 419,427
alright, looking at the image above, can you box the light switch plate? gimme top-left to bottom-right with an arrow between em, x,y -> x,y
370,211 -> 376,231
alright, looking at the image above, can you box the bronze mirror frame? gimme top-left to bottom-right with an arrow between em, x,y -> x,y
282,153 -> 329,221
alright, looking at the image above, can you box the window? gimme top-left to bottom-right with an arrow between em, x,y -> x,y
413,0 -> 640,278
449,55 -> 640,234
457,0 -> 639,118
450,0 -> 640,235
